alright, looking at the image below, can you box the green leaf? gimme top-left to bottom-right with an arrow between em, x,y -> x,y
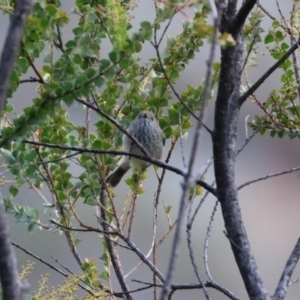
9,185 -> 19,197
73,54 -> 83,65
29,208 -> 39,222
85,68 -> 96,78
94,77 -> 105,87
140,21 -> 153,40
84,196 -> 98,206
57,191 -> 67,201
17,58 -> 29,73
40,18 -> 50,29
75,74 -> 88,85
120,57 -> 131,69
66,40 -> 76,49
99,59 -> 111,71
275,30 -> 284,41
264,34 -> 274,44
1,148 -> 16,164
46,4 -> 57,16
100,271 -> 109,280
281,42 -> 289,50
28,223 -> 38,234
109,51 -> 123,63
5,103 -> 14,113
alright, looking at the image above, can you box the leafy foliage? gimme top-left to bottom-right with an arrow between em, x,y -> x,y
18,260 -> 110,299
249,10 -> 300,138
2,0 -> 300,298
0,0 -> 216,293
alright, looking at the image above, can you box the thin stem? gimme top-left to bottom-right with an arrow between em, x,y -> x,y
159,2 -> 220,298
98,179 -> 132,299
23,139 -> 217,196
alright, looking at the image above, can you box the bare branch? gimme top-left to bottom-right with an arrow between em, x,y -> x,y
98,178 -> 132,299
237,166 -> 300,191
54,24 -> 65,53
203,201 -> 218,282
273,238 -> 300,300
159,2 -> 221,298
124,198 -> 158,279
238,40 -> 300,106
214,3 -> 271,298
22,139 -> 217,196
21,42 -> 45,84
11,241 -> 98,295
19,76 -> 42,84
231,0 -> 258,36
64,231 -> 83,267
133,279 -> 242,300
118,233 -> 165,283
225,0 -> 238,23
289,276 -> 300,286
0,0 -> 33,114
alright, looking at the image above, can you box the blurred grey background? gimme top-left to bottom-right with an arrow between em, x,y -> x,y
1,0 -> 300,299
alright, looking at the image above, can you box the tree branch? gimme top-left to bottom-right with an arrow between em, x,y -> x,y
237,166 -> 300,191
0,0 -> 33,114
0,192 -> 29,300
22,140 -> 217,196
225,0 -> 238,24
159,2 -> 221,298
0,1 -> 34,299
98,178 -> 132,299
238,40 -> 300,106
12,241 -> 96,296
76,98 -> 151,157
231,0 -> 258,36
273,238 -> 300,300
213,16 -> 270,300
133,279 -> 242,300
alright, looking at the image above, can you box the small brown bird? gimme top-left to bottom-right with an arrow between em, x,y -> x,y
106,111 -> 165,187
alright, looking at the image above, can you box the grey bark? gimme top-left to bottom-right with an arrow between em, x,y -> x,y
0,1 -> 34,299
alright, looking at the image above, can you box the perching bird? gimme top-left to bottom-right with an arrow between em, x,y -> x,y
106,110 -> 165,187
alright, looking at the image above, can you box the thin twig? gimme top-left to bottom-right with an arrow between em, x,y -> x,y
285,1 -> 300,102
203,201 -> 218,282
178,110 -> 187,168
124,195 -> 158,279
76,98 -> 150,157
22,139 -> 217,196
242,27 -> 260,72
54,24 -> 65,53
98,179 -> 132,299
19,77 -> 42,83
21,42 -> 45,84
159,1 -> 221,298
238,38 -> 300,105
132,279 -> 241,300
237,166 -> 300,190
117,230 -> 165,282
289,276 -> 300,286
151,13 -> 213,135
12,241 -> 95,295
